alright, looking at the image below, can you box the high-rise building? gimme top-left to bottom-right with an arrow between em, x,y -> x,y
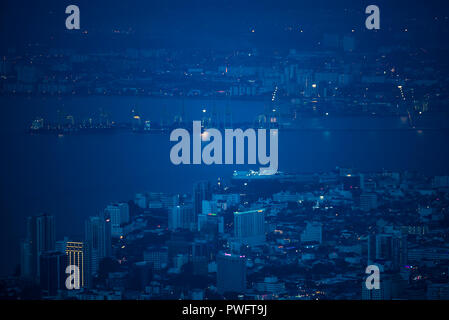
39,251 -> 67,296
130,262 -> 153,291
20,239 -> 33,279
234,209 -> 265,246
362,276 -> 392,300
360,193 -> 378,212
367,233 -> 407,270
147,192 -> 179,209
361,270 -> 406,300
254,276 -> 286,295
23,213 -> 55,281
360,175 -> 376,191
84,216 -> 112,287
135,193 -> 147,209
369,234 -> 390,263
212,193 -> 240,207
217,252 -> 246,294
169,205 -> 195,231
193,181 -> 212,215
202,200 -> 219,215
55,237 -> 69,254
191,239 -> 211,276
66,242 -> 85,288
343,174 -> 361,190
104,203 -> 129,237
202,199 -> 228,215
144,246 -> 168,271
191,239 -> 214,261
198,213 -> 224,234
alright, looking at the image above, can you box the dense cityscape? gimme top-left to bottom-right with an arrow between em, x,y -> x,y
1,168 -> 449,300
1,1 -> 449,304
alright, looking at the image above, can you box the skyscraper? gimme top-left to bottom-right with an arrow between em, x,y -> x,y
22,213 -> 55,281
104,203 -> 129,238
66,241 -> 85,288
367,233 -> 407,271
169,205 -> 195,231
39,251 -> 67,296
234,209 -> 265,246
84,215 -> 112,287
193,181 -> 211,215
20,239 -> 33,279
55,236 -> 69,254
360,193 -> 378,212
361,269 -> 396,300
362,277 -> 392,300
144,246 -> 168,271
217,252 -> 246,294
198,213 -> 224,234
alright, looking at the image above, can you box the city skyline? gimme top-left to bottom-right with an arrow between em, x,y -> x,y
1,0 -> 449,303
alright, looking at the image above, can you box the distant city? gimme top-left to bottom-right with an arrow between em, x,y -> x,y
1,34 -> 449,123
